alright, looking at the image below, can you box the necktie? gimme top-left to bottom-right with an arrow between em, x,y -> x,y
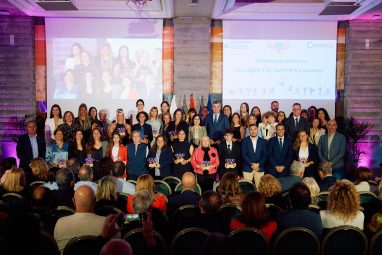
140,126 -> 145,138
295,118 -> 298,128
228,144 -> 231,153
279,138 -> 283,150
213,115 -> 218,125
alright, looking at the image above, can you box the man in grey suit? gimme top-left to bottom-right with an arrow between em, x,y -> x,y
318,120 -> 346,179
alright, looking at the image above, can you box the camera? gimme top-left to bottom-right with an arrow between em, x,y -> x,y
123,213 -> 146,224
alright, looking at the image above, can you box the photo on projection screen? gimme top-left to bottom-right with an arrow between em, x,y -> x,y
46,18 -> 163,117
223,21 -> 338,116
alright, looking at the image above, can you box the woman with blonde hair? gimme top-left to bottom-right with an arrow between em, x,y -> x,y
95,175 -> 118,209
126,174 -> 167,213
0,168 -> 26,196
302,177 -> 320,204
30,157 -> 49,182
292,130 -> 318,178
258,174 -> 285,208
320,180 -> 364,229
217,172 -> 242,206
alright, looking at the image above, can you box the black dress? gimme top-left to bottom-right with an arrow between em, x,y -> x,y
171,140 -> 192,178
166,121 -> 189,145
115,123 -> 130,145
68,142 -> 85,164
232,126 -> 242,141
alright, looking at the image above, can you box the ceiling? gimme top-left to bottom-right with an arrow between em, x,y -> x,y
1,0 -> 381,20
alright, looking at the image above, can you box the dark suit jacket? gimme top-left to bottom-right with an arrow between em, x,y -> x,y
16,133 -> 46,172
292,144 -> 318,178
278,175 -> 302,192
167,189 -> 200,217
218,141 -> 241,174
132,123 -> 153,145
284,116 -> 310,141
241,136 -> 267,172
317,132 -> 346,169
267,136 -> 293,177
318,176 -> 337,192
205,113 -> 230,142
147,147 -> 173,178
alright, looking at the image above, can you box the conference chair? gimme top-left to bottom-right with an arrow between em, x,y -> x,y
229,227 -> 268,255
174,183 -> 202,195
154,180 -> 172,198
369,230 -> 382,255
162,176 -> 181,194
39,230 -> 59,255
171,227 -> 211,255
220,203 -> 241,233
321,225 -> 368,255
124,228 -> 167,255
171,205 -> 201,233
63,235 -> 99,255
273,227 -> 320,255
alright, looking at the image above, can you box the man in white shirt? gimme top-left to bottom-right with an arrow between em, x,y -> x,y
112,161 -> 135,195
54,185 -> 120,252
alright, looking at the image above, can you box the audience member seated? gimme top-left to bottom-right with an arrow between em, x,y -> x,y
93,157 -> 114,181
317,161 -> 336,192
198,191 -> 224,232
167,172 -> 200,217
51,168 -> 75,208
354,167 -> 373,192
302,177 -> 320,205
217,172 -> 243,207
111,161 -> 135,195
258,174 -> 286,209
31,186 -> 56,233
95,176 -> 118,209
277,160 -> 304,192
54,185 -> 119,252
276,183 -> 323,238
29,157 -> 50,184
0,168 -> 27,197
66,157 -> 81,177
44,167 -> 59,190
320,179 -> 364,230
74,165 -> 98,193
126,174 -> 167,213
230,191 -> 277,240
0,157 -> 17,184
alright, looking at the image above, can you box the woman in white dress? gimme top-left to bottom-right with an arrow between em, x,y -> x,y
45,104 -> 63,145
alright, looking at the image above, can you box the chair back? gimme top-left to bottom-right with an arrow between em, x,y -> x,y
154,180 -> 172,197
49,206 -> 75,218
171,227 -> 210,255
163,176 -> 181,193
172,205 -> 201,233
229,227 -> 268,255
281,191 -> 291,208
359,191 -> 377,205
124,228 -> 167,255
174,183 -> 202,195
39,230 -> 59,255
220,203 -> 241,232
316,192 -> 329,209
238,180 -> 256,194
369,230 -> 382,255
1,193 -> 28,211
321,226 -> 367,255
266,203 -> 282,219
273,227 -> 320,255
30,181 -> 47,190
63,235 -> 99,255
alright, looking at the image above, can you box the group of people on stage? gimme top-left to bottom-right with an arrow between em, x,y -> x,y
19,99 -> 347,192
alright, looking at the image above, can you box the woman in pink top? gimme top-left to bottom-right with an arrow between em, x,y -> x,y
230,191 -> 277,240
191,136 -> 219,192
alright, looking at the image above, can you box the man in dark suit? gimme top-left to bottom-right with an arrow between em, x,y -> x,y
318,120 -> 346,179
16,120 -> 46,178
284,103 -> 310,141
218,129 -> 241,178
167,172 -> 200,217
267,123 -> 292,178
241,124 -> 267,189
205,101 -> 230,146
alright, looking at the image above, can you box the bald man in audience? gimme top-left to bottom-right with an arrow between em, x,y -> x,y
100,239 -> 133,255
167,172 -> 200,217
54,185 -> 120,252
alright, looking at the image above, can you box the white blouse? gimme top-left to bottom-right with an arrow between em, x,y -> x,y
45,118 -> 63,141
